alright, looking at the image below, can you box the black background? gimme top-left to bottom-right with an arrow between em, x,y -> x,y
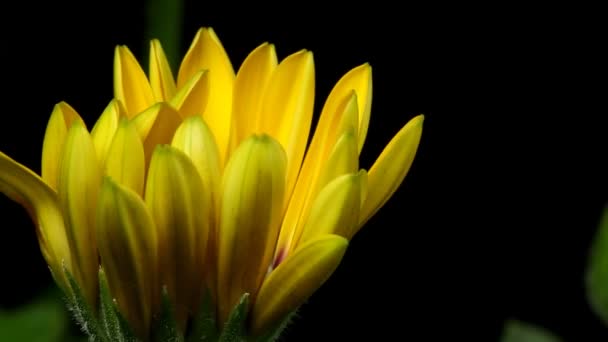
0,2 -> 605,341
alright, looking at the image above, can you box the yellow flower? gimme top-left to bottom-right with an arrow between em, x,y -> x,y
0,27 -> 423,338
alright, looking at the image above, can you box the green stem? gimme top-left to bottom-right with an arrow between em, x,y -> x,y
144,0 -> 184,73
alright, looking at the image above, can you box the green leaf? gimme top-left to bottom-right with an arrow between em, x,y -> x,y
218,293 -> 249,342
64,266 -> 106,342
500,320 -> 562,342
0,286 -> 68,342
98,268 -> 137,342
151,286 -> 183,342
586,204 -> 608,325
186,288 -> 218,342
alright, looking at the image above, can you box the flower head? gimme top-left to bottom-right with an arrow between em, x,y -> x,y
0,27 -> 423,339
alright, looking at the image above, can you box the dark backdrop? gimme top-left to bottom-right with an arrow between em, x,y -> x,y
0,2 -> 604,341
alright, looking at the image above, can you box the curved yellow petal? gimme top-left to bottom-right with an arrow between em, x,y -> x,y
132,102 -> 182,168
97,177 -> 157,339
0,151 -> 71,292
177,27 -> 235,165
145,145 -> 209,329
359,115 -> 424,228
251,234 -> 347,336
171,115 -> 220,302
91,99 -> 124,168
217,135 -> 286,324
104,118 -> 145,196
41,102 -> 84,190
275,92 -> 358,259
171,116 -> 220,212
58,120 -> 101,308
149,39 -> 176,101
114,45 -> 155,118
259,50 -> 314,202
231,42 -> 277,151
324,63 -> 372,153
169,70 -> 209,118
316,130 -> 359,190
358,169 -> 368,211
297,172 -> 362,247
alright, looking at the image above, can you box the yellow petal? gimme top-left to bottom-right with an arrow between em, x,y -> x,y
275,92 -> 358,259
337,91 -> 359,143
171,115 -> 220,302
316,130 -> 359,190
149,39 -> 177,101
41,102 -> 84,190
132,102 -> 182,168
114,45 -> 155,118
91,99 -> 124,168
58,120 -> 101,308
0,151 -> 72,292
358,169 -> 368,210
145,145 -> 209,329
259,50 -> 314,202
171,116 -> 219,232
104,118 -> 145,196
324,63 -> 372,153
96,177 -> 157,339
297,172 -> 362,246
171,116 -> 220,210
217,135 -> 286,324
177,27 -> 235,165
231,42 -> 277,151
169,70 -> 209,118
251,234 -> 347,336
359,115 -> 424,228
289,130 -> 360,249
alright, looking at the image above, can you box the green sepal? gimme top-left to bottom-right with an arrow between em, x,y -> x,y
63,264 -> 105,342
151,286 -> 184,342
218,293 -> 249,342
186,288 -> 218,342
252,309 -> 298,342
586,204 -> 608,325
98,268 -> 137,342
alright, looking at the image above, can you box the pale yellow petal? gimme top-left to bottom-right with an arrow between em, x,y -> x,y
171,116 -> 220,210
231,42 -> 277,151
132,102 -> 182,168
316,130 -> 359,190
177,27 -> 235,165
259,50 -> 314,203
171,115 -> 220,302
359,115 -> 424,228
169,70 -> 209,118
358,169 -> 368,210
217,135 -> 286,324
275,92 -> 358,259
149,39 -> 177,101
145,145 -> 209,329
58,120 -> 101,308
97,177 -> 157,339
41,102 -> 84,190
114,45 -> 155,118
297,172 -> 362,246
91,99 -> 124,168
251,234 -> 347,336
104,118 -> 145,196
0,151 -> 72,292
289,130 -> 360,250
323,63 -> 372,153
